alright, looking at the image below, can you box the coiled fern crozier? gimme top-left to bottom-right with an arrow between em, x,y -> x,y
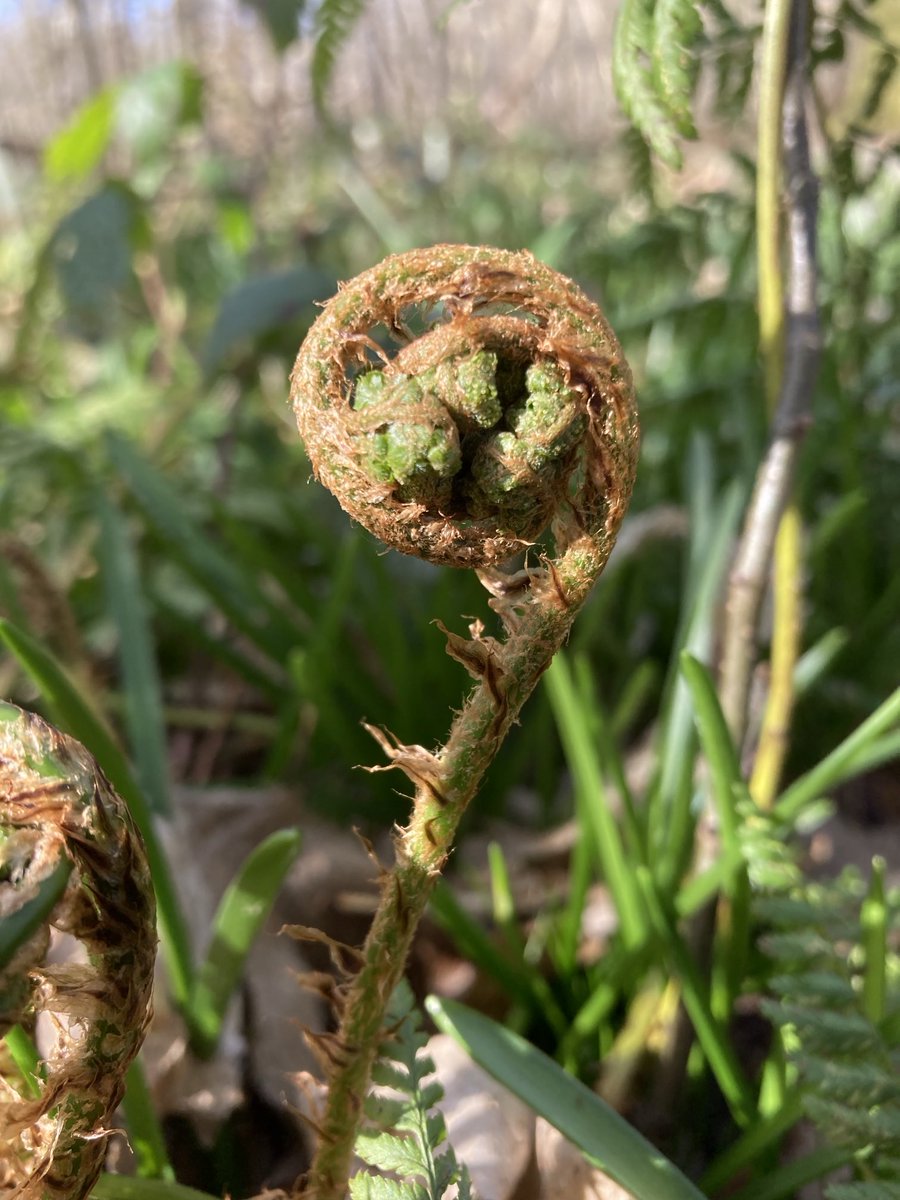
290,244 -> 638,1197
0,703 -> 156,1200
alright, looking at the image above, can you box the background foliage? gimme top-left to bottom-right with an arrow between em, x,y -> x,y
0,0 -> 899,1197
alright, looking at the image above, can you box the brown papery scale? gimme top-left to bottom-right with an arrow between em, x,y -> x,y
291,244 -> 638,568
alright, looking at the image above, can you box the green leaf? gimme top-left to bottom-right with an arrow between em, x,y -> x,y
51,183 -> 144,336
355,1129 -> 433,1178
0,619 -> 194,1014
349,1174 -> 427,1200
91,1176 -> 219,1200
311,0 -> 368,113
107,431 -> 296,667
545,653 -> 647,948
242,0 -> 307,50
44,88 -> 116,183
96,492 -> 171,817
203,266 -> 336,375
188,828 -> 302,1059
679,652 -> 745,874
0,856 -> 71,971
652,0 -> 702,136
116,62 -> 203,166
426,996 -> 708,1200
776,687 -> 900,819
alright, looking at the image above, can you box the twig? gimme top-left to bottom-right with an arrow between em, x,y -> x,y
719,0 -> 821,749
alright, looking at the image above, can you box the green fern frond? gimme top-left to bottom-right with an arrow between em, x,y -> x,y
613,0 -> 684,168
311,0 -> 368,114
351,981 -> 475,1200
651,0 -> 702,136
827,1184 -> 900,1200
759,865 -> 900,1190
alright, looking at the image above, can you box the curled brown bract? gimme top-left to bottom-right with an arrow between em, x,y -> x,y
291,244 -> 638,568
0,704 -> 156,1200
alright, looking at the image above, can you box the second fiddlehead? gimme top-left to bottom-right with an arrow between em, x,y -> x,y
290,244 -> 639,1197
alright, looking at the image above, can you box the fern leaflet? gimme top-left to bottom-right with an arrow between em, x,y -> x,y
311,0 -> 368,114
351,981 -> 474,1200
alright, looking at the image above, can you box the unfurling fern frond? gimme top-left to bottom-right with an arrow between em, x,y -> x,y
613,0 -> 703,168
759,866 -> 900,1199
311,0 -> 369,114
351,981 -> 474,1200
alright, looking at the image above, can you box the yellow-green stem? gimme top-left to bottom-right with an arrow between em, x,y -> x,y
751,503 -> 803,806
753,0 -> 805,800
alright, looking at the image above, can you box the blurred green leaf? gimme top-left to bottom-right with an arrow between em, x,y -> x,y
92,1177 -> 218,1200
116,62 -> 203,165
51,183 -> 144,335
203,267 -> 336,375
44,89 -> 116,184
426,996 -> 707,1200
189,828 -> 302,1059
242,0 -> 307,50
96,492 -> 171,817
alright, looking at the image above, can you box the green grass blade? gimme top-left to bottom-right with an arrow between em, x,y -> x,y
0,855 -> 71,970
861,856 -> 887,1026
636,866 -> 755,1126
650,478 -> 744,887
725,1146 -> 852,1200
188,828 -> 302,1059
700,1093 -> 803,1194
91,1177 -> 219,1200
776,687 -> 900,820
106,432 -> 295,666
96,492 -> 171,816
3,1025 -> 43,1098
679,653 -> 745,875
0,618 -> 194,1013
125,1058 -> 175,1181
545,653 -> 647,949
426,996 -> 707,1200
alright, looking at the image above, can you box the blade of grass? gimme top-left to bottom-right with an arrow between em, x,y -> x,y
0,856 -> 71,970
426,995 -> 707,1200
545,653 -> 646,949
125,1058 -> 175,1181
188,828 -> 302,1059
0,618 -> 194,1014
91,1177 -> 220,1200
775,686 -> 900,820
861,855 -> 887,1026
429,881 -> 567,1037
726,1146 -> 852,1200
107,432 -> 295,667
96,492 -> 171,817
701,1092 -> 802,1193
636,865 -> 755,1126
650,477 -> 744,889
3,1025 -> 43,1098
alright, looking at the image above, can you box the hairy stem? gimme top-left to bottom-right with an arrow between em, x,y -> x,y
290,244 -> 638,1198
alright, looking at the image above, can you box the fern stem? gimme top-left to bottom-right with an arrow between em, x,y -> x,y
290,245 -> 638,1199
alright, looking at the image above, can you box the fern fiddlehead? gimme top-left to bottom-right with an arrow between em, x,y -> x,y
0,703 -> 156,1200
290,244 -> 639,1197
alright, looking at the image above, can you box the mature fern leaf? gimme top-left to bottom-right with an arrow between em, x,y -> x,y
311,0 -> 368,114
613,0 -> 684,168
827,1185 -> 900,1200
758,866 -> 900,1191
651,0 -> 702,137
351,980 -> 475,1200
